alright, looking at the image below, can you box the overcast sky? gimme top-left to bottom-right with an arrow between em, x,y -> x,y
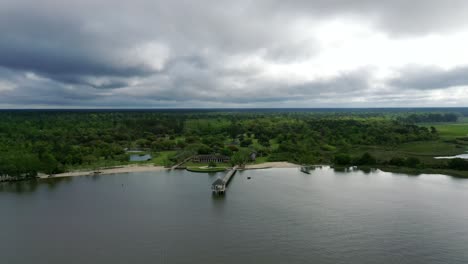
1,0 -> 468,108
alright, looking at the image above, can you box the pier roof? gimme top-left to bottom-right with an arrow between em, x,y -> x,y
212,178 -> 225,186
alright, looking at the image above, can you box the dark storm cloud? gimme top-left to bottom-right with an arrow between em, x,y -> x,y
1,0 -> 468,107
388,65 -> 468,90
0,7 -> 154,88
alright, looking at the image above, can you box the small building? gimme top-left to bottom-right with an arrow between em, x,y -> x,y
249,152 -> 257,161
192,154 -> 230,163
212,178 -> 226,194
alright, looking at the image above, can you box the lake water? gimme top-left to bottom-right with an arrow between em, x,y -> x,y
129,154 -> 152,161
1,167 -> 468,264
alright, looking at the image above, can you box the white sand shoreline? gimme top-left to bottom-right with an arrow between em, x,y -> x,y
244,162 -> 300,169
42,165 -> 168,179
40,162 -> 300,179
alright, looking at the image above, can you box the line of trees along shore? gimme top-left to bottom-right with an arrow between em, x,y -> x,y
0,111 -> 464,181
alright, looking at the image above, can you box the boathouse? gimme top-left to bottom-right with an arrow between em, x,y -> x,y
211,178 -> 226,194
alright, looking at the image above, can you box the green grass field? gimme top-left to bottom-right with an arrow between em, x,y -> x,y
424,121 -> 468,139
433,124 -> 468,139
349,120 -> 467,168
152,151 -> 177,166
396,141 -> 462,156
251,156 -> 269,164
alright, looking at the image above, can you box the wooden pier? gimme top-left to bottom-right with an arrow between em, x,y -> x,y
171,156 -> 193,170
212,165 -> 238,195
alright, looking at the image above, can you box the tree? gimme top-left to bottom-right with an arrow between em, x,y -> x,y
221,147 -> 233,157
240,138 -> 253,147
230,150 -> 250,167
389,157 -> 405,166
447,158 -> 468,170
41,153 -> 59,175
334,154 -> 352,165
355,152 -> 377,166
405,157 -> 421,168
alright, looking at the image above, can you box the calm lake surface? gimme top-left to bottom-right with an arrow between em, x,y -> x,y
2,167 -> 468,264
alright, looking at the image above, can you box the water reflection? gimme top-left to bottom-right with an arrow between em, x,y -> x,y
0,176 -> 74,194
211,192 -> 226,215
85,174 -> 102,181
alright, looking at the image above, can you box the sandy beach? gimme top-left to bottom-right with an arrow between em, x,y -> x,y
44,165 -> 168,179
244,162 -> 300,169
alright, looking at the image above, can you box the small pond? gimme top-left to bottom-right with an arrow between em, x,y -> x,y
129,154 -> 152,161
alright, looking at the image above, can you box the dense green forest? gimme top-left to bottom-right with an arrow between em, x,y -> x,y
1,109 -> 467,181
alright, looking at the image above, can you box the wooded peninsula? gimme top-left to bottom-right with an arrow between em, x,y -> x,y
1,108 -> 468,181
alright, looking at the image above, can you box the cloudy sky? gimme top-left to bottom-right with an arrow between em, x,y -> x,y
1,0 -> 468,108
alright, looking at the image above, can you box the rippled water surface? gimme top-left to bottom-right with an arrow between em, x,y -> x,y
2,167 -> 468,264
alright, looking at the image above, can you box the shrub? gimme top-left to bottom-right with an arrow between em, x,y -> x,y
389,157 -> 405,166
405,157 -> 421,168
447,158 -> 468,170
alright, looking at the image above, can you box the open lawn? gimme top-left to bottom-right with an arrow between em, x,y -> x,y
352,140 -> 465,167
424,122 -> 468,139
251,156 -> 269,164
396,141 -> 463,156
152,151 -> 177,166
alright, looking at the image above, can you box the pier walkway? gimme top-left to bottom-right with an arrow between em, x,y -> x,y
171,156 -> 193,170
211,165 -> 239,194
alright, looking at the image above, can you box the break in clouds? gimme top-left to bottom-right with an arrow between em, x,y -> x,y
1,0 -> 468,108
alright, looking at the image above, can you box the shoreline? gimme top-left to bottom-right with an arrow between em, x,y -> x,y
32,162 -> 468,181
243,162 -> 300,169
40,161 -> 301,180
42,164 -> 168,179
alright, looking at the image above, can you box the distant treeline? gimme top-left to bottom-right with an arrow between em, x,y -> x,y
396,113 -> 459,123
0,110 -> 457,180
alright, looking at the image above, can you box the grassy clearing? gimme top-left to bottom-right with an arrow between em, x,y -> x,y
424,122 -> 468,139
396,141 -> 462,156
251,156 -> 269,164
350,142 -> 458,167
152,151 -> 177,166
351,121 -> 468,168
